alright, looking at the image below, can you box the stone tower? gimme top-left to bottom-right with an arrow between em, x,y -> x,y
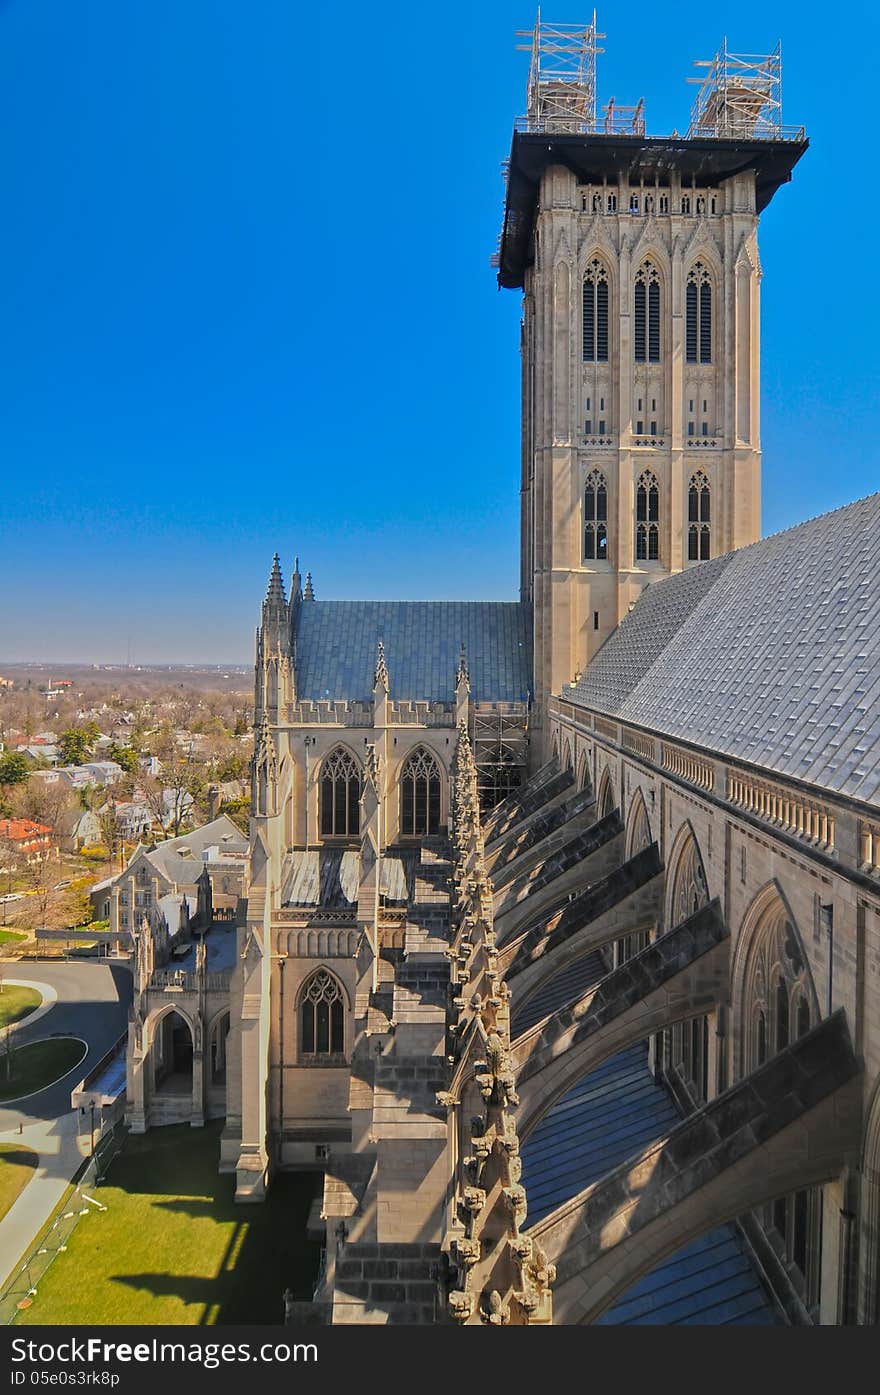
496,20 -> 807,756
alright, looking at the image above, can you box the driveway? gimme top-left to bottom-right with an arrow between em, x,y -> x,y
0,958 -> 132,1289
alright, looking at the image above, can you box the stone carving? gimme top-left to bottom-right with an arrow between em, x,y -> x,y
439,724 -> 554,1325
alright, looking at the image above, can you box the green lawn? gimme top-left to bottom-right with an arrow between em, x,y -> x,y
0,1037 -> 86,1101
0,1145 -> 38,1222
0,929 -> 27,946
17,1123 -> 321,1325
0,984 -> 42,1028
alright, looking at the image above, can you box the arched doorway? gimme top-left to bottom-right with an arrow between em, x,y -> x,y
153,1010 -> 194,1096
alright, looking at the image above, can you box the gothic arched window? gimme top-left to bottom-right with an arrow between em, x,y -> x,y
582,259 -> 609,362
687,471 -> 711,561
583,470 -> 608,561
686,262 -> 712,364
635,470 -> 660,561
669,830 -> 709,927
400,747 -> 442,837
634,261 -> 660,363
300,968 -> 345,1057
320,747 -> 361,838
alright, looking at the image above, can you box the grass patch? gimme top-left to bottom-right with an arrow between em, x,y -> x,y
0,929 -> 26,946
0,984 -> 42,1028
0,1145 -> 38,1222
18,1123 -> 321,1325
0,1037 -> 86,1101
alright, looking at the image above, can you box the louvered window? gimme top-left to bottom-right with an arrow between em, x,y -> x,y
582,260 -> 609,362
634,262 -> 660,363
686,263 -> 712,364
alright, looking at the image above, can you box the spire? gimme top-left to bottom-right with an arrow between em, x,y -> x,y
373,639 -> 389,693
291,555 -> 302,601
304,571 -> 315,602
364,742 -> 381,788
456,644 -> 470,691
266,553 -> 287,605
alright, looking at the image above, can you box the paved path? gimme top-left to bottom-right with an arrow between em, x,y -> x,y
0,960 -> 131,1290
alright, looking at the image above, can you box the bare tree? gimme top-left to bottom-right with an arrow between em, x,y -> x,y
0,833 -> 25,926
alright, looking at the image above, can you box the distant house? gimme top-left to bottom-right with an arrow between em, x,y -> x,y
90,815 -> 247,940
81,760 -> 124,786
109,800 -> 153,842
0,817 -> 54,864
16,740 -> 61,766
57,807 -> 102,853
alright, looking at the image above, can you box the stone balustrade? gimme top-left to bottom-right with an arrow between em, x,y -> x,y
661,742 -> 715,792
727,772 -> 836,852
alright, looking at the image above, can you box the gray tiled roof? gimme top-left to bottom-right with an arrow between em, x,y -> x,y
520,1044 -> 778,1325
295,601 -> 532,704
143,815 -> 247,888
565,494 -> 880,807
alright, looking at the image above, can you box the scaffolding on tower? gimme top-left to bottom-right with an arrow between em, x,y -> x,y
687,40 -> 789,140
516,9 -> 604,134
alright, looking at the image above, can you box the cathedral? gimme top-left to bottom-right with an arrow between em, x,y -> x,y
126,18 -> 880,1325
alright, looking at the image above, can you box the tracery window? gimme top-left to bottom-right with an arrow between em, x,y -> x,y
582,259 -> 609,362
669,831 -> 710,928
299,968 -> 345,1057
320,747 -> 361,838
635,471 -> 659,562
634,261 -> 660,362
583,469 -> 608,561
400,747 -> 442,837
686,262 -> 712,364
687,471 -> 711,561
740,897 -> 822,1312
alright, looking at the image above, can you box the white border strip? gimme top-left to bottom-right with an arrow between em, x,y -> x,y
0,978 -> 58,1033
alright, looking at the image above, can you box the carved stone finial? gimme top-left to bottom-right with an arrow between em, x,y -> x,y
373,638 -> 389,693
456,644 -> 470,690
304,571 -> 315,601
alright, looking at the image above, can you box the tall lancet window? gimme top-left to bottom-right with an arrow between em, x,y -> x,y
635,470 -> 660,561
400,747 -> 442,837
582,259 -> 609,362
634,261 -> 661,362
583,470 -> 608,561
686,262 -> 713,364
687,471 -> 711,560
299,969 -> 345,1057
320,747 -> 362,838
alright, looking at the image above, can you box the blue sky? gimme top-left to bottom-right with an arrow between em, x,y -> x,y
0,1 -> 877,663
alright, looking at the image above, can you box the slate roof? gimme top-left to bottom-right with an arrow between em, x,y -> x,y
565,494 -> 880,807
294,601 -> 532,704
520,1043 -> 779,1325
141,815 -> 247,888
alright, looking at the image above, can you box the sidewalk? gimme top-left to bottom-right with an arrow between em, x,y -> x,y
0,1111 -> 88,1291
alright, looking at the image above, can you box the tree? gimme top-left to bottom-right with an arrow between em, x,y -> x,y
0,1024 -> 15,1084
0,834 -> 24,925
59,729 -> 90,765
138,730 -> 200,839
0,751 -> 30,792
109,745 -> 139,774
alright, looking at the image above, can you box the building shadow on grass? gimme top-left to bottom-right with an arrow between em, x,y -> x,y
101,1122 -> 322,1323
